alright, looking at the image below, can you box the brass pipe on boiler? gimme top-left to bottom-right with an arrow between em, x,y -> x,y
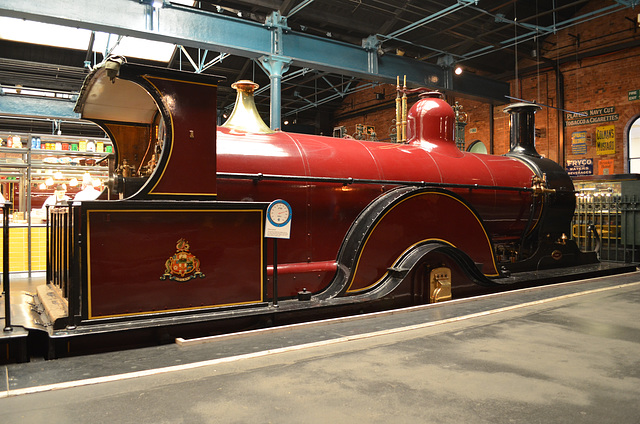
401,75 -> 407,143
395,76 -> 401,143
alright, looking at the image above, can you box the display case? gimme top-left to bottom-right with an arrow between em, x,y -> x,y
0,132 -> 112,273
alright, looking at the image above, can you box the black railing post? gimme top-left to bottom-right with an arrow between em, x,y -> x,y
63,205 -> 70,298
3,202 -> 13,332
46,205 -> 51,284
67,205 -> 80,328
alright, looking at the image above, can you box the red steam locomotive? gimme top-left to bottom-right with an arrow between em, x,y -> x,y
10,57 -> 619,355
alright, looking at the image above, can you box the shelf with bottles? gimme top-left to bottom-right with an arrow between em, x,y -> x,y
0,151 -> 111,169
0,132 -> 113,167
0,131 -> 112,222
0,132 -> 112,154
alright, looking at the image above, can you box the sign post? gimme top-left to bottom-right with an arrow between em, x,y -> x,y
265,199 -> 292,307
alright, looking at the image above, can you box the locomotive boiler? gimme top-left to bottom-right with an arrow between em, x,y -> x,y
19,57 -> 609,352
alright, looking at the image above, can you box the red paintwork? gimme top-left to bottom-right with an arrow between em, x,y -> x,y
214,95 -> 536,297
86,208 -> 263,318
143,77 -> 218,197
266,261 -> 337,276
347,190 -> 499,292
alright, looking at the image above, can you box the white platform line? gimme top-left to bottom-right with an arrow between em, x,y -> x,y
2,280 -> 638,399
176,274 -> 639,346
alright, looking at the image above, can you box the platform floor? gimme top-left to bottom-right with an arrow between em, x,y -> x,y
1,272 -> 640,423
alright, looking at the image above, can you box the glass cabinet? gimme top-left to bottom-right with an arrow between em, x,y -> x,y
0,132 -> 112,273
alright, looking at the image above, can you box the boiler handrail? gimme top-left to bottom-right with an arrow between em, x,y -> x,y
216,172 -> 565,194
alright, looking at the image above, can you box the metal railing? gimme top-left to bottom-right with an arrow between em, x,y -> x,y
47,204 -> 74,298
572,194 -> 640,263
46,203 -> 82,325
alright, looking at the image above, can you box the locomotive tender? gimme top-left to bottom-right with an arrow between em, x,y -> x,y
15,57 -> 616,352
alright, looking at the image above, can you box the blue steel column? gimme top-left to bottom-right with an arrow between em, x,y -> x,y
259,12 -> 292,130
258,55 -> 291,130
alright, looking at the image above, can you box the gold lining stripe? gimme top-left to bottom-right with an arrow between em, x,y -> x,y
347,238 -> 456,293
346,191 -> 499,294
141,75 -> 175,195
90,300 -> 262,320
149,192 -> 219,196
141,76 -> 218,196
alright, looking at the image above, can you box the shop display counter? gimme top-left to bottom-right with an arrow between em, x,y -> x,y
0,132 -> 112,273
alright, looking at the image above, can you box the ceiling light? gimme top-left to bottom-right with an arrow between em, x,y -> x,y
454,66 -> 463,75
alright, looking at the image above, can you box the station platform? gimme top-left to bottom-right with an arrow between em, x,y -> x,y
1,271 -> 640,423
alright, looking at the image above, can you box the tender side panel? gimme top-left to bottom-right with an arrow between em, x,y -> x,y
85,208 -> 264,319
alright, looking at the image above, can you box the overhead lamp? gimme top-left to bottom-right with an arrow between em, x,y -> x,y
454,66 -> 463,75
139,0 -> 163,7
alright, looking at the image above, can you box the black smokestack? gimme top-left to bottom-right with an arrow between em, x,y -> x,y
504,103 -> 542,157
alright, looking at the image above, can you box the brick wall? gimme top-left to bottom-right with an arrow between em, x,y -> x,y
333,83 -> 401,142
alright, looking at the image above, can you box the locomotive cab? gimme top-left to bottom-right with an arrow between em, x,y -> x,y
74,57 -> 220,200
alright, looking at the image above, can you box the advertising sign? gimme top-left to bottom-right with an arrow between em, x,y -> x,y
565,106 -> 618,127
571,131 -> 587,155
595,124 -> 615,155
598,159 -> 614,175
566,158 -> 593,176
